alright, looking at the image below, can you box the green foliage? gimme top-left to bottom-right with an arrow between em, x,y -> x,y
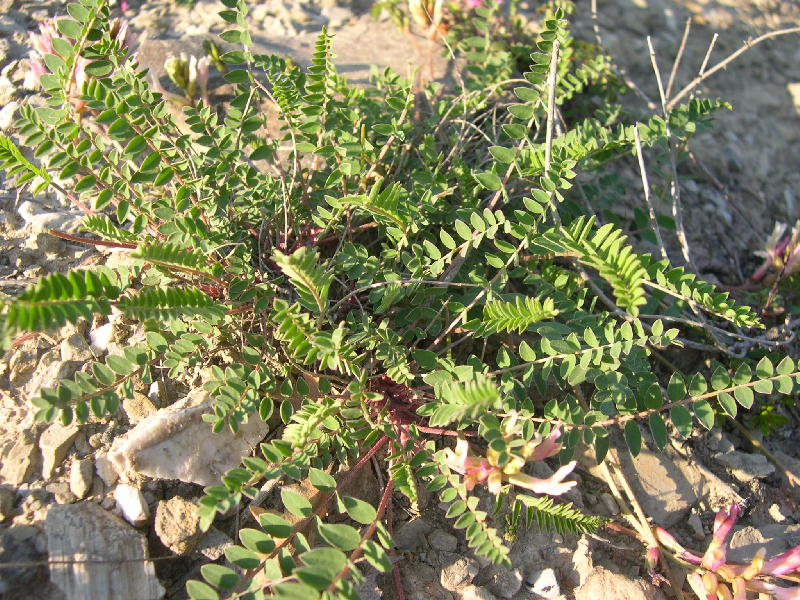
0,0 -> 792,597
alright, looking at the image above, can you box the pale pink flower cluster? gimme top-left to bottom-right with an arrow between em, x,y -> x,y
752,221 -> 800,282
443,422 -> 577,496
652,504 -> 800,599
27,17 -> 135,111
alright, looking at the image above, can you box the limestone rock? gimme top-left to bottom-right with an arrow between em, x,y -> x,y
114,484 -> 149,526
525,568 -> 560,599
69,458 -> 94,500
60,333 -> 93,362
728,525 -> 800,564
154,496 -> 201,554
39,423 -> 79,480
45,502 -> 164,600
716,451 -> 775,482
94,452 -> 119,487
109,389 -> 269,487
575,567 -> 666,600
1,435 -> 39,485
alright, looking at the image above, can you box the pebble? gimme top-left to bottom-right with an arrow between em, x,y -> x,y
196,526 -> 233,561
60,333 -> 93,362
45,482 -> 75,505
575,567 -> 666,600
154,495 -> 202,554
0,100 -> 18,131
600,492 -> 620,515
428,528 -> 458,553
69,458 -> 94,500
459,585 -> 498,600
716,451 -> 775,482
393,517 -> 431,551
525,568 -> 560,599
488,568 -> 523,599
114,484 -> 149,527
122,392 -> 158,424
0,487 -> 15,521
95,452 -> 119,487
440,556 -> 479,591
39,423 -> 80,480
687,512 -> 705,540
0,435 -> 38,485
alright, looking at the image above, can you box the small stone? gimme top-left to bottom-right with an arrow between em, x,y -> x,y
0,436 -> 38,485
716,451 -> 775,482
90,322 -> 114,353
488,568 -> 523,599
46,482 -> 76,504
459,585 -> 498,600
576,567 -> 666,600
114,484 -> 149,526
600,492 -> 620,515
428,528 -> 458,552
394,518 -> 430,551
0,100 -> 18,131
728,525 -> 800,563
60,333 -> 93,362
196,526 -> 233,561
0,486 -> 15,521
39,423 -> 80,480
688,512 -> 705,540
109,389 -> 269,487
36,231 -> 66,255
70,458 -> 94,499
122,392 -> 158,424
154,496 -> 202,554
440,556 -> 479,591
525,568 -> 560,599
95,452 -> 119,487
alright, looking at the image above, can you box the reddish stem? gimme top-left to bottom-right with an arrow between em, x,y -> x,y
47,229 -> 137,249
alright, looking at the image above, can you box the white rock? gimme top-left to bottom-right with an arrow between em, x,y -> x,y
46,502 -> 164,600
95,452 -> 119,487
526,568 -> 560,599
109,389 -> 269,487
114,484 -> 149,527
89,323 -> 114,353
0,100 -> 18,131
17,200 -> 82,233
39,423 -> 79,479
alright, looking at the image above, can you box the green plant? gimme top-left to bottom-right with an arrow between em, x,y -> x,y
2,0 -> 799,598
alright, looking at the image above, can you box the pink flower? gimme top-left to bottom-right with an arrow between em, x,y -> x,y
506,461 -> 577,496
443,427 -> 576,496
702,504 -> 740,571
27,16 -> 135,112
764,546 -> 800,576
